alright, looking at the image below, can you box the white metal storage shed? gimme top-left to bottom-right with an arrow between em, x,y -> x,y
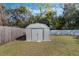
26,23 -> 50,42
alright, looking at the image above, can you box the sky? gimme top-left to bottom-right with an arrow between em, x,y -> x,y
3,3 -> 63,16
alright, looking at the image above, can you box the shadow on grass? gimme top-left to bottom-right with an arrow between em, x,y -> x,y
16,35 -> 26,41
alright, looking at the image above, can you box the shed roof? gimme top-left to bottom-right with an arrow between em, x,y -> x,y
26,23 -> 49,29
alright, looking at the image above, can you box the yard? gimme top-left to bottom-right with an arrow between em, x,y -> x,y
0,36 -> 79,56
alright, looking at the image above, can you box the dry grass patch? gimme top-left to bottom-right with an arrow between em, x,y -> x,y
0,36 -> 79,56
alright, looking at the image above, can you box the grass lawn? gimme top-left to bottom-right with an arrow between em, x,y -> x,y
0,35 -> 79,56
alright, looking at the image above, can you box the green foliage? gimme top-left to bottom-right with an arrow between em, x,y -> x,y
18,6 -> 27,13
15,19 -> 27,28
1,3 -> 79,30
51,16 -> 64,29
35,3 -> 55,29
63,4 -> 79,29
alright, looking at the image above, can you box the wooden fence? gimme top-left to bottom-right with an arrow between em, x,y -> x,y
0,26 -> 25,45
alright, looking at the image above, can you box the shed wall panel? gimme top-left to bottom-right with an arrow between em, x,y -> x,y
32,29 -> 43,41
26,29 -> 31,41
44,29 -> 49,41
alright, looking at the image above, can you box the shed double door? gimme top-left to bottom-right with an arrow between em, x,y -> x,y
32,29 -> 43,41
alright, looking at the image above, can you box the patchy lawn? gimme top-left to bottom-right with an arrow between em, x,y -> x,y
0,36 -> 79,56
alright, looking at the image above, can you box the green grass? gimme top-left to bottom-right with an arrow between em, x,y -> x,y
0,35 -> 79,56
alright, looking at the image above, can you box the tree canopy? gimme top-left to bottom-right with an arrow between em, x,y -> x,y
0,3 -> 79,30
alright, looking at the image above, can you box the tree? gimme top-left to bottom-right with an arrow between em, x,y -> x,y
52,16 -> 65,29
63,3 -> 79,29
0,5 -> 6,26
45,9 -> 55,29
7,6 -> 32,27
36,3 -> 55,29
15,6 -> 33,27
